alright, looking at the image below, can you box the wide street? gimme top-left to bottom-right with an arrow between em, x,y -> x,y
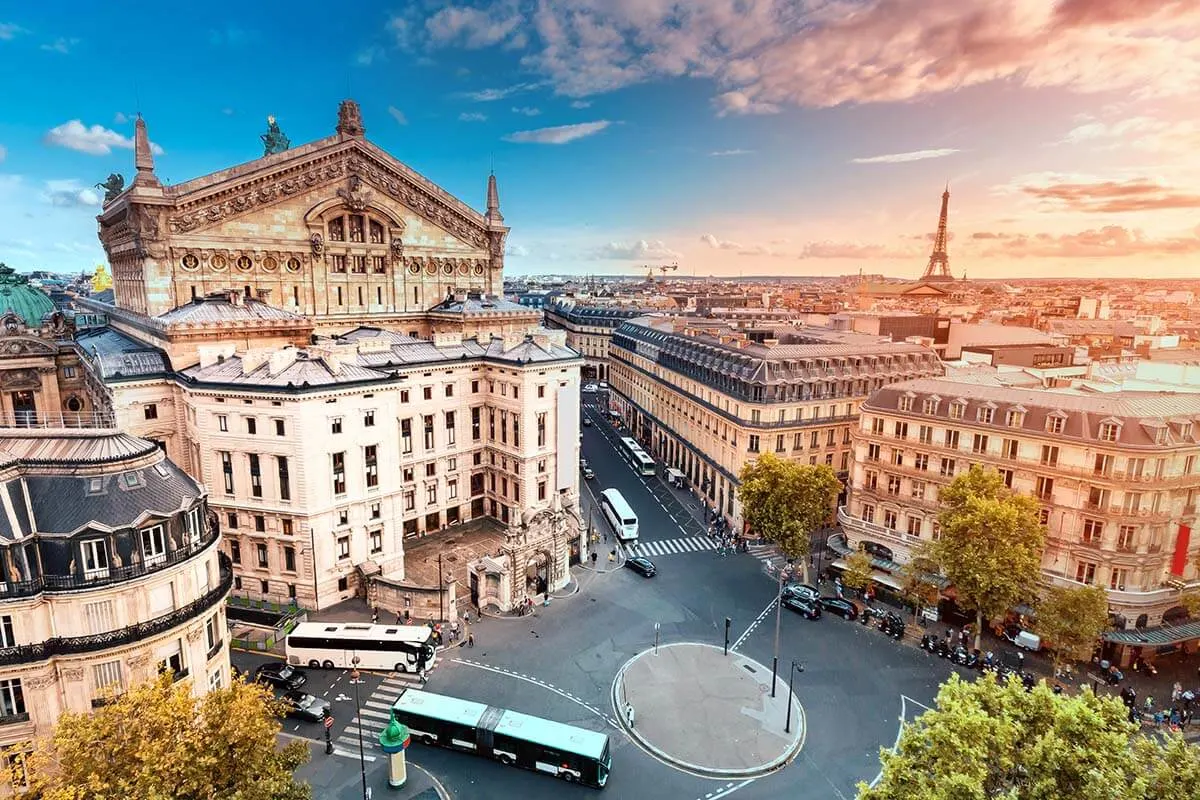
235,391 -> 959,800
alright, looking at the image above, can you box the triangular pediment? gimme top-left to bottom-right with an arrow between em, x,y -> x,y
165,141 -> 491,249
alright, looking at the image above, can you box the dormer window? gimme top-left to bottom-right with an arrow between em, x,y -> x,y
977,405 -> 996,424
87,477 -> 105,494
1047,413 -> 1066,435
1179,421 -> 1193,439
1005,407 -> 1026,427
948,401 -> 966,420
922,397 -> 939,415
899,394 -> 914,413
1098,421 -> 1121,442
1154,427 -> 1167,445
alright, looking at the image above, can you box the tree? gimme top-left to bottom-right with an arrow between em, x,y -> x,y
1034,584 -> 1110,673
25,673 -> 311,800
898,548 -> 942,621
931,466 -> 1045,650
738,452 -> 841,581
841,550 -> 874,595
858,674 -> 1200,800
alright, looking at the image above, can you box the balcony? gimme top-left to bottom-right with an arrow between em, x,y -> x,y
0,554 -> 233,668
0,411 -> 117,429
1041,570 -> 1200,609
0,520 -> 220,599
838,506 -> 925,548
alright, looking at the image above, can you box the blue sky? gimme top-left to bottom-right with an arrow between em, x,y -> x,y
3,1 -> 1200,279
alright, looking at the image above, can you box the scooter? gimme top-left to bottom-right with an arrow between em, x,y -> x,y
952,646 -> 970,666
920,633 -> 936,653
965,649 -> 981,670
935,638 -> 951,658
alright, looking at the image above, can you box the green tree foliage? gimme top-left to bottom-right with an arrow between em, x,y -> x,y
841,550 -> 874,593
1034,584 -> 1110,672
25,673 -> 311,800
859,674 -> 1200,800
738,452 -> 841,568
931,466 -> 1045,649
898,548 -> 942,619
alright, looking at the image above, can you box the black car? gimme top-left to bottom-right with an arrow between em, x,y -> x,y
782,583 -> 820,602
625,556 -> 657,577
818,597 -> 858,620
280,690 -> 331,722
254,662 -> 307,690
782,596 -> 821,619
582,467 -> 595,480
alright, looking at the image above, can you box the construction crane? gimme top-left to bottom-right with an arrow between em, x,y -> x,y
641,262 -> 680,281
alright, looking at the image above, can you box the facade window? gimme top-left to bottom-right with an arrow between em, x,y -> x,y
230,540 -> 241,564
537,413 -> 546,447
144,404 -> 158,420
893,421 -> 908,439
337,537 -> 350,560
1035,476 -> 1054,500
513,417 -> 520,447
891,449 -> 903,466
370,530 -> 383,554
255,514 -> 265,532
861,504 -> 875,523
871,417 -> 885,435
1109,568 -> 1128,591
0,616 -> 13,649
472,380 -> 480,393
256,543 -> 268,568
1002,438 -> 1019,459
217,414 -> 228,432
423,387 -> 433,401
748,435 -> 760,453
944,429 -> 959,449
370,502 -> 381,519
1005,409 -> 1025,427
92,661 -> 123,700
914,453 -> 929,471
864,471 -> 878,491
139,525 -> 166,567
907,516 -> 922,537
883,510 -> 898,529
1094,453 -> 1113,476
1099,422 -> 1120,442
939,457 -> 956,477
1082,518 -> 1104,544
448,479 -> 458,499
331,417 -> 343,435
911,480 -> 926,500
426,484 -> 437,504
1040,445 -> 1059,466
246,417 -> 257,435
948,402 -> 965,420
811,431 -> 819,449
364,445 -> 379,488
403,467 -> 414,482
219,452 -> 234,495
274,418 -> 286,436
775,434 -> 785,453
922,398 -> 938,415
1074,562 -> 1096,585
364,410 -> 375,427
402,418 -> 413,453
471,408 -> 481,441
277,456 -> 291,501
338,508 -> 349,526
205,614 -> 220,654
338,576 -> 349,592
404,491 -> 415,511
886,475 -> 901,496
445,384 -> 454,398
425,463 -> 436,477
423,415 -> 435,450
445,411 -> 456,446
282,518 -> 294,536
971,434 -> 989,454
1117,525 -> 1136,552
537,385 -> 545,398
282,545 -> 296,573
866,443 -> 881,462
81,538 -> 109,578
401,390 -> 410,403
1047,415 -> 1065,435
0,679 -> 26,720
332,452 -> 346,495
918,425 -> 933,445
248,454 -> 262,497
997,468 -> 1014,488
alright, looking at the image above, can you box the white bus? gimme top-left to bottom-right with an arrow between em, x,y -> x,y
599,488 -> 639,543
617,436 -> 656,476
285,622 -> 436,673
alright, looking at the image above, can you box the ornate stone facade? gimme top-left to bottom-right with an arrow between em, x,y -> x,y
469,499 -> 581,613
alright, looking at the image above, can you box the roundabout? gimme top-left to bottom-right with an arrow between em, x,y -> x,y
611,642 -> 805,779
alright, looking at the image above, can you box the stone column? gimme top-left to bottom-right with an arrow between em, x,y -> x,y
38,366 -> 62,421
377,710 -> 411,790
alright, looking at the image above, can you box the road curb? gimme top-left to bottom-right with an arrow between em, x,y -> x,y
609,642 -> 805,779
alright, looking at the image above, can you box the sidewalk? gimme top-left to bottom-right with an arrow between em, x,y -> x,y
613,642 -> 803,778
291,737 -> 449,799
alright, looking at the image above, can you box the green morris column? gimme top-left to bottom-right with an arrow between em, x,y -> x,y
377,710 -> 412,790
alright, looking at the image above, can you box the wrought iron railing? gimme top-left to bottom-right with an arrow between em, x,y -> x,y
0,554 -> 233,667
0,411 -> 117,429
0,523 -> 220,599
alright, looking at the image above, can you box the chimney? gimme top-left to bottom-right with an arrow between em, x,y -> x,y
226,289 -> 244,307
241,348 -> 271,375
198,344 -> 237,369
500,332 -> 524,352
309,345 -> 344,375
267,348 -> 299,376
256,288 -> 273,304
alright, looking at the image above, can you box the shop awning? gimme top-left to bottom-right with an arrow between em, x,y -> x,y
830,558 -> 905,592
1103,619 -> 1200,646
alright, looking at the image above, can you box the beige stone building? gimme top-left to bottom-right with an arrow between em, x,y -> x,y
0,427 -> 228,790
74,100 -> 583,615
608,316 -> 942,529
544,301 -> 647,381
841,373 -> 1200,644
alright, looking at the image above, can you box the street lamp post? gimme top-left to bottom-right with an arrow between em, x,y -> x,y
771,560 -> 792,698
785,661 -> 804,733
351,655 -> 368,800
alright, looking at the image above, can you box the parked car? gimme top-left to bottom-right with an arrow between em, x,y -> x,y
582,467 -> 595,480
582,384 -> 598,393
782,596 -> 821,619
280,690 -> 331,722
782,583 -> 820,602
254,662 -> 307,690
625,556 -> 657,577
583,417 -> 593,427
818,597 -> 858,620
598,381 -> 609,390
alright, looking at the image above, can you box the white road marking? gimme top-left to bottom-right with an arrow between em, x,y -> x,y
452,658 -> 619,728
731,596 -> 778,653
868,695 -> 933,788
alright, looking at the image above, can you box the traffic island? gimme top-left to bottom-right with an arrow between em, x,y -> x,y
611,642 -> 805,778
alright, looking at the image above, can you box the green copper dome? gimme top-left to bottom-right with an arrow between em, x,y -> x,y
0,263 -> 55,326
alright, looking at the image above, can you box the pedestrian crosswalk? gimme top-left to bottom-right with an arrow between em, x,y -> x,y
627,536 -> 717,557
335,670 -> 427,752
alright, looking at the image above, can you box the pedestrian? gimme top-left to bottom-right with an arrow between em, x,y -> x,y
372,607 -> 379,625
450,621 -> 460,642
404,609 -> 411,624
467,631 -> 475,648
1144,695 -> 1154,713
1172,682 -> 1183,703
396,611 -> 403,625
419,668 -> 429,684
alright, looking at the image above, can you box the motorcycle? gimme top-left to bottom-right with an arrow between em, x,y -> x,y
951,646 -> 970,666
981,651 -> 997,672
920,633 -> 936,653
965,649 -> 981,670
935,638 -> 952,658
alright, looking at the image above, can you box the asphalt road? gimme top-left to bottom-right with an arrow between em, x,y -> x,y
237,393 -> 958,800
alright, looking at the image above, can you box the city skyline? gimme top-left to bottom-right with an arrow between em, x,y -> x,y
3,1 -> 1200,279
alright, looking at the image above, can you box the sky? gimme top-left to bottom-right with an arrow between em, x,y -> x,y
2,0 -> 1200,280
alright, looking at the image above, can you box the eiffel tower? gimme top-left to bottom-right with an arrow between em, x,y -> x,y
921,186 -> 955,282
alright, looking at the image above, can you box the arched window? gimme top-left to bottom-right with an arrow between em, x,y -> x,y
328,218 -> 344,242
369,220 -> 384,244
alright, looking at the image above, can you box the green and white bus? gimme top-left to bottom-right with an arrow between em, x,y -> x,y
392,688 -> 611,788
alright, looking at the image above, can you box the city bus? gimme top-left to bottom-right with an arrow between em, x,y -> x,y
284,622 -> 436,673
617,436 -> 656,476
599,488 -> 639,543
392,688 -> 611,788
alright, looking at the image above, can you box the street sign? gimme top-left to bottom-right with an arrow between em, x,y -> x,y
324,716 -> 334,729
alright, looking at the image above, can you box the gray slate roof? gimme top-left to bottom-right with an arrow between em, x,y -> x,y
76,328 -> 169,379
157,294 -> 307,324
428,295 -> 537,315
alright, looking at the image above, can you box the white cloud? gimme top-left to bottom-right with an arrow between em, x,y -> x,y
709,149 -> 752,157
113,112 -> 130,124
850,148 -> 961,164
458,112 -> 488,122
464,83 -> 541,102
511,106 -> 541,116
505,243 -> 529,257
41,179 -> 102,208
40,37 -> 78,54
43,120 -> 164,156
713,91 -> 780,117
700,234 -> 741,250
1057,115 -> 1200,155
388,106 -> 408,125
425,6 -> 522,49
592,239 -> 680,260
570,100 -> 592,109
356,46 -> 384,66
0,23 -> 27,40
503,120 -> 611,145
700,233 -> 782,256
